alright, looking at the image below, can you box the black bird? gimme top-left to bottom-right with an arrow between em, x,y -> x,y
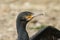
16,11 -> 60,40
16,11 -> 34,40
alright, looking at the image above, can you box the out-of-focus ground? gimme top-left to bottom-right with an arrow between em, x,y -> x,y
0,0 -> 60,40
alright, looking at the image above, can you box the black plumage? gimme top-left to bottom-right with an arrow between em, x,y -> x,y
16,11 -> 33,40
30,26 -> 60,40
16,11 -> 60,40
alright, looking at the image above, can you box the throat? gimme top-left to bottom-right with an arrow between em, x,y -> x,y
17,21 -> 27,29
16,21 -> 29,40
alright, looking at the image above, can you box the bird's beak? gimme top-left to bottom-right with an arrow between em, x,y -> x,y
26,14 -> 43,21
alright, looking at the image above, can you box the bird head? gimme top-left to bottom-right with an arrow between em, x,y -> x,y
17,11 -> 34,23
17,11 -> 43,23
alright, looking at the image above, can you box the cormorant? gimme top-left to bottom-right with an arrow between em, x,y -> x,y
16,11 -> 33,40
16,11 -> 60,40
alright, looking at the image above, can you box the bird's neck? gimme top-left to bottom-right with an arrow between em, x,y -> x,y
16,20 -> 29,40
17,21 -> 27,29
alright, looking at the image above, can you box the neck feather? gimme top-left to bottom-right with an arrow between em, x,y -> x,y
16,19 -> 29,40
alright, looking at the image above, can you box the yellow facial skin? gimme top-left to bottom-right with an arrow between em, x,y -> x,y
25,15 -> 33,21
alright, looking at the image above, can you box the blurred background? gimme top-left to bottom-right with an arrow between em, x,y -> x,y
0,0 -> 60,40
